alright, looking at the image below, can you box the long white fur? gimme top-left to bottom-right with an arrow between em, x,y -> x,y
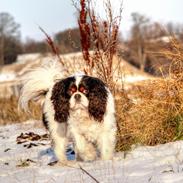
19,60 -> 67,112
68,86 -> 116,161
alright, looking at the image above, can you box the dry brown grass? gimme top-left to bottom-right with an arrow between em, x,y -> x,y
115,37 -> 183,151
0,96 -> 41,125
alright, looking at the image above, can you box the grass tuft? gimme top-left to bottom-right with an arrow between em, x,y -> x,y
0,96 -> 41,125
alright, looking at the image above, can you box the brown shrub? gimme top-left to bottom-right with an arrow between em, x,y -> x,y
116,37 -> 183,151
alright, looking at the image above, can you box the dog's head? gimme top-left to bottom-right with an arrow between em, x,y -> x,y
51,75 -> 108,123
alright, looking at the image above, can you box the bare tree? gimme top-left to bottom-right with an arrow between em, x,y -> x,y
130,12 -> 150,71
0,12 -> 20,65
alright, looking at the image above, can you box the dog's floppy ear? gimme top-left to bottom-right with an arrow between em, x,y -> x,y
51,77 -> 75,123
82,76 -> 108,122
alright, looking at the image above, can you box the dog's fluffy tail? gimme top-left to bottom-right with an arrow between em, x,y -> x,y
19,60 -> 67,112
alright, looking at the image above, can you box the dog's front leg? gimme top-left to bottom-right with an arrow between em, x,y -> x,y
53,136 -> 67,163
50,122 -> 68,163
98,130 -> 116,160
72,131 -> 96,162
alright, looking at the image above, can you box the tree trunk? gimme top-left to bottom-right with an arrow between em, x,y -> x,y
138,45 -> 144,71
138,45 -> 146,72
0,35 -> 4,65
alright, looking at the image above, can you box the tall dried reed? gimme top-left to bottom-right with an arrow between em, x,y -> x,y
75,0 -> 122,88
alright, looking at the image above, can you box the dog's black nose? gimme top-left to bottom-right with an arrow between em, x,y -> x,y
74,94 -> 81,101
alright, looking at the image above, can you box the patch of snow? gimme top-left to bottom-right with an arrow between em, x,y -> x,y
123,75 -> 149,83
62,51 -> 83,58
1,121 -> 183,183
16,53 -> 42,64
0,73 -> 16,82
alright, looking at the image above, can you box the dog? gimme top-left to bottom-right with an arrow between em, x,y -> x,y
19,61 -> 116,163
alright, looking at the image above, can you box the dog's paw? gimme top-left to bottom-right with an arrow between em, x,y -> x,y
57,160 -> 79,167
101,154 -> 114,161
81,151 -> 97,162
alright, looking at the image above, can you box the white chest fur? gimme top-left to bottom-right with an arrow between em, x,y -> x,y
68,109 -> 103,143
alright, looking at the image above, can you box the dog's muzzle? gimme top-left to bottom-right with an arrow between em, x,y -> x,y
74,93 -> 81,102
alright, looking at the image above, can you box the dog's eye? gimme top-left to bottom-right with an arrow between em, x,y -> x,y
70,86 -> 77,94
79,86 -> 88,94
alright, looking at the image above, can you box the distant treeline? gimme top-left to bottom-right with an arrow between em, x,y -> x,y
122,13 -> 183,76
1,12 -> 183,76
23,28 -> 81,54
0,12 -> 82,65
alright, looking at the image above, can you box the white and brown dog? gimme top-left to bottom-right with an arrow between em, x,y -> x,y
19,61 -> 116,163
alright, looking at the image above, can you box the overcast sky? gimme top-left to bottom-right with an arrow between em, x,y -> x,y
0,0 -> 182,41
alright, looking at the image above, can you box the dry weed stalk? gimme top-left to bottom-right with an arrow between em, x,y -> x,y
75,0 -> 122,88
39,26 -> 68,72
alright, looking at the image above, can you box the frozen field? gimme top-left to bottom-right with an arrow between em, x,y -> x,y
1,121 -> 183,183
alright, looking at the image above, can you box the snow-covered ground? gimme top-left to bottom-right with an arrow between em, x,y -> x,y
16,53 -> 42,64
122,75 -> 149,83
0,73 -> 16,82
1,121 -> 183,183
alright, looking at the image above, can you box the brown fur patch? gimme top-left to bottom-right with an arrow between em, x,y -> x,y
51,77 -> 75,123
80,76 -> 108,122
